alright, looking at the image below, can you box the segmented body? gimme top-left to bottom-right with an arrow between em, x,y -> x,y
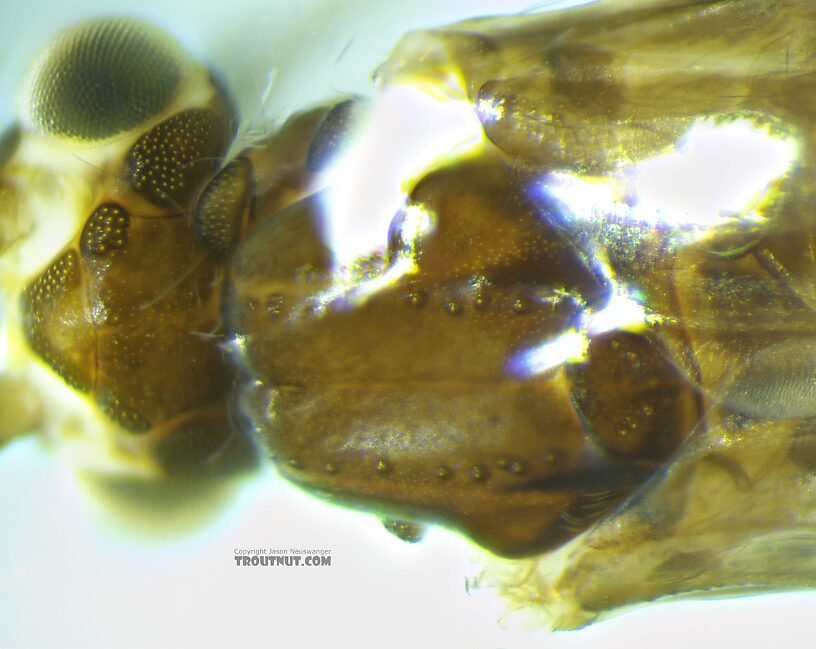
2,0 -> 816,629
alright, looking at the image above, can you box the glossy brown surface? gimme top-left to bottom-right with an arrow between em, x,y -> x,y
7,17 -> 253,475
225,0 -> 816,627
226,148 -> 702,555
5,0 -> 816,631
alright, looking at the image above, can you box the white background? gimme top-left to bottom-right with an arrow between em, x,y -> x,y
1,1 -> 816,648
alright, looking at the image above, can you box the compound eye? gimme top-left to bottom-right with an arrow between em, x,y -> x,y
127,108 -> 226,208
21,17 -> 187,141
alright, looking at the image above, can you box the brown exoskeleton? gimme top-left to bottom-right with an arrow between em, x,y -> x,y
2,0 -> 816,629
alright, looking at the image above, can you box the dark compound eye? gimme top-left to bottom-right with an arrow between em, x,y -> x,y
126,108 -> 226,208
192,157 -> 253,255
21,17 -> 187,141
306,98 -> 366,172
80,204 -> 130,257
21,250 -> 92,393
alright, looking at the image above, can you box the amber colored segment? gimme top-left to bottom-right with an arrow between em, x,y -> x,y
227,192 -> 332,299
226,150 -> 689,555
474,49 -> 810,171
475,71 -> 722,172
242,378 -> 601,556
380,1 -> 814,169
85,202 -> 254,473
242,104 -> 340,218
15,0 -> 816,625
669,243 -> 816,420
21,250 -> 94,392
568,332 -> 700,464
84,210 -> 225,429
231,156 -> 598,386
192,157 -> 253,255
127,108 -> 227,209
185,108 -> 330,265
398,156 -> 603,297
22,197 -> 253,473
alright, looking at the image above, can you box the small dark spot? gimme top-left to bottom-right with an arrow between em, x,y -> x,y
444,299 -> 463,316
497,457 -> 524,474
405,291 -> 427,307
469,465 -> 488,481
473,291 -> 490,309
382,519 -> 426,544
435,465 -> 452,479
615,416 -> 638,437
724,412 -> 753,430
512,296 -> 530,313
542,451 -> 559,465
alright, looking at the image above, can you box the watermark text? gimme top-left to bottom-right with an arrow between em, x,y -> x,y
233,547 -> 332,567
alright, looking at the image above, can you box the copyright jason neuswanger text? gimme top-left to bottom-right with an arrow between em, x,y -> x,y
233,547 -> 332,567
